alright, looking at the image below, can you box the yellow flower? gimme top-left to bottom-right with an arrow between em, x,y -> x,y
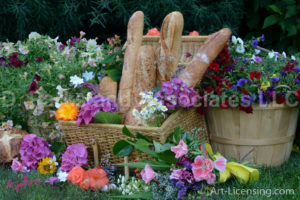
260,81 -> 270,91
56,102 -> 79,121
271,74 -> 277,78
292,144 -> 299,152
37,157 -> 57,174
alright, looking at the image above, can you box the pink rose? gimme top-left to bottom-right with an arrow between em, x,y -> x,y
170,169 -> 183,180
141,164 -> 155,183
171,139 -> 188,159
192,156 -> 214,182
11,158 -> 27,172
205,173 -> 216,185
214,156 -> 227,172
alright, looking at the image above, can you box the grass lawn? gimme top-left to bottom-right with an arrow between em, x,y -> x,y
0,151 -> 299,200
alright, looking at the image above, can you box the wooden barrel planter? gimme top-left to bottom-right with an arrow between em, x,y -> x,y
206,104 -> 299,166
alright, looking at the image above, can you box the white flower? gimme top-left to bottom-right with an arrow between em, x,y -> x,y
52,155 -> 59,166
96,47 -> 104,60
80,31 -> 86,37
33,105 -> 44,116
86,39 -> 97,51
236,45 -> 245,54
70,75 -> 84,88
291,55 -> 296,60
132,109 -> 139,117
56,85 -> 64,98
268,51 -> 275,58
161,106 -> 168,112
282,51 -> 287,58
29,32 -> 41,40
0,120 -> 13,131
237,37 -> 244,45
255,49 -> 261,54
82,71 -> 94,81
24,101 -> 35,110
231,35 -> 237,44
86,92 -> 93,102
53,97 -> 62,109
19,45 -> 29,55
88,57 -> 97,67
57,168 -> 68,182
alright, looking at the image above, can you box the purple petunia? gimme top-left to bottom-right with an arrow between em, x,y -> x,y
261,34 -> 265,42
252,40 -> 258,48
78,82 -> 100,95
237,78 -> 247,87
69,37 -> 80,46
20,134 -> 53,170
259,90 -> 268,105
271,77 -> 280,84
241,95 -> 253,105
45,177 -> 60,185
157,78 -> 198,109
61,143 -> 88,172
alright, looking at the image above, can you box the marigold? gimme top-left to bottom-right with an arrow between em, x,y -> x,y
56,102 -> 79,121
37,157 -> 57,174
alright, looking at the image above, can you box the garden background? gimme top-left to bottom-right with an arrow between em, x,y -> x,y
0,0 -> 299,199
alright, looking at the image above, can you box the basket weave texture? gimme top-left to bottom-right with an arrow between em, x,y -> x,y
59,108 -> 208,164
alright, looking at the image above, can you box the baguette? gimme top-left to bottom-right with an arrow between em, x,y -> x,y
131,45 -> 156,106
118,11 -> 144,114
98,76 -> 117,102
156,11 -> 183,85
178,28 -> 232,87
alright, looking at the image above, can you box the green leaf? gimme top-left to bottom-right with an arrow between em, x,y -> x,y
269,4 -> 282,15
105,68 -> 122,82
94,112 -> 122,124
182,132 -> 192,144
114,161 -> 170,170
136,132 -> 151,142
136,139 -> 151,147
50,142 -> 66,155
173,126 -> 182,144
288,25 -> 298,36
153,141 -> 172,153
285,6 -> 298,18
158,150 -> 177,164
263,15 -> 279,29
113,140 -> 134,157
126,140 -> 158,158
122,126 -> 135,138
110,192 -> 152,199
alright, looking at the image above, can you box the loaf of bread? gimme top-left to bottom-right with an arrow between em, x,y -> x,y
99,76 -> 117,102
118,11 -> 144,114
156,11 -> 183,85
0,129 -> 27,163
131,45 -> 156,106
178,28 -> 232,87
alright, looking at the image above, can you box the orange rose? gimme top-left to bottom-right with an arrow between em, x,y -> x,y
146,28 -> 160,36
80,179 -> 90,190
67,166 -> 87,185
189,31 -> 199,36
87,166 -> 109,191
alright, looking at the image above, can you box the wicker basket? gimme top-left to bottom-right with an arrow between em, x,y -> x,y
59,108 -> 208,164
140,35 -> 208,66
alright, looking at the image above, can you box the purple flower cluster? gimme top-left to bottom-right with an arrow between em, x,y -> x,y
76,95 -> 118,125
20,134 -> 53,170
61,143 -> 88,172
69,37 -> 80,46
157,78 -> 198,109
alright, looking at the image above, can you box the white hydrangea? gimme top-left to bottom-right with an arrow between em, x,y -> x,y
28,32 -> 41,40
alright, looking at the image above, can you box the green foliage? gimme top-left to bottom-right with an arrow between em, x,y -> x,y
0,0 -> 245,42
94,112 -> 122,124
245,0 -> 300,54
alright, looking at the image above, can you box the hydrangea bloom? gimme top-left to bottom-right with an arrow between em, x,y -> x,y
20,134 -> 53,170
61,144 -> 88,172
76,95 -> 118,125
157,78 -> 198,109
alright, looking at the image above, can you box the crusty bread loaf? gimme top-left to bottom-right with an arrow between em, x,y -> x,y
156,11 -> 183,85
118,11 -> 144,114
99,76 -> 117,102
124,106 -> 148,126
178,28 -> 232,87
131,45 -> 156,106
0,129 -> 27,163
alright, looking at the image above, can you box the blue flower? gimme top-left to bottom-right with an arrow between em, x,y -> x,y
261,34 -> 265,42
252,40 -> 258,48
259,90 -> 268,105
271,77 -> 280,83
241,95 -> 253,105
177,186 -> 187,199
237,78 -> 247,87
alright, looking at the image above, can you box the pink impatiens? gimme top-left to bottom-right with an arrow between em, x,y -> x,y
141,164 -> 155,183
61,143 -> 88,172
171,139 -> 188,158
192,155 -> 215,185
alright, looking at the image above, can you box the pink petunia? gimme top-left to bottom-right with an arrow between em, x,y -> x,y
170,169 -> 183,180
171,139 -> 188,159
192,156 -> 214,182
141,164 -> 155,184
214,156 -> 227,172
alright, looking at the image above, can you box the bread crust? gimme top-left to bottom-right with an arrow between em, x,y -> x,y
99,76 -> 118,102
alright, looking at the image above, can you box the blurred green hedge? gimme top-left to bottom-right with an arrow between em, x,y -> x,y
0,0 -> 244,42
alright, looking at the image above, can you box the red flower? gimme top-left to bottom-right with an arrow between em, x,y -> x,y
29,81 -> 38,95
296,89 -> 300,100
239,105 -> 253,114
283,62 -> 294,73
215,87 -> 222,96
276,94 -> 285,104
34,74 -> 41,82
209,63 -> 220,71
146,28 -> 160,36
189,31 -> 199,36
13,60 -> 25,68
250,71 -> 261,80
297,74 -> 300,82
223,79 -> 232,88
206,86 -> 214,94
220,101 -> 229,109
196,106 -> 207,115
242,89 -> 248,95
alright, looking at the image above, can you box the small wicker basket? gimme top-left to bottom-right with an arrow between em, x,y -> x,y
59,108 -> 208,164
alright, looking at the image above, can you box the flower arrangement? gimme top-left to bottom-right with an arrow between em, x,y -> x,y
200,35 -> 300,114
113,126 -> 259,199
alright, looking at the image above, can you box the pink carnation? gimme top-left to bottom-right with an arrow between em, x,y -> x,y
141,164 -> 155,183
20,134 -> 53,170
61,144 -> 88,172
171,139 -> 188,159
